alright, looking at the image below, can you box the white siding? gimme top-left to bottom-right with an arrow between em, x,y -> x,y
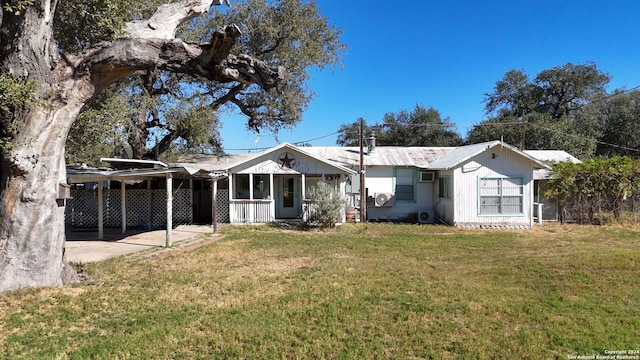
364,166 -> 435,221
452,149 -> 534,228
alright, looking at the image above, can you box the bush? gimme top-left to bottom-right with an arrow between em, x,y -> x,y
305,182 -> 345,228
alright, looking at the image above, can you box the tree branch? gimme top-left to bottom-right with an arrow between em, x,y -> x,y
229,96 -> 260,129
76,0 -> 283,95
125,0 -> 215,40
213,83 -> 246,109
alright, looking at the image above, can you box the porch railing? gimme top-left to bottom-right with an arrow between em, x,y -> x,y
230,199 -> 273,223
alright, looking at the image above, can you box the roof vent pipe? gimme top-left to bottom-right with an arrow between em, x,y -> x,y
368,133 -> 376,154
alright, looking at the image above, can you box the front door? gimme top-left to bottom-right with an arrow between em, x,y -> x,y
277,176 -> 300,218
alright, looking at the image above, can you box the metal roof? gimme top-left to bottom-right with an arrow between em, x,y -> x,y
523,150 -> 581,164
100,157 -> 168,169
171,153 -> 252,171
171,142 -> 572,172
67,166 -> 227,183
302,146 -> 454,168
429,141 -> 551,170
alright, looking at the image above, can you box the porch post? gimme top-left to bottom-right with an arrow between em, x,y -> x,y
301,174 -> 306,221
121,180 -> 126,234
147,179 -> 152,230
166,173 -> 173,247
212,178 -> 218,233
269,173 -> 275,221
228,174 -> 234,223
98,181 -> 104,240
339,176 -> 347,223
249,173 -> 254,222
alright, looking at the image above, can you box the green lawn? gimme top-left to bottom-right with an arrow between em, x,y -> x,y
1,223 -> 639,359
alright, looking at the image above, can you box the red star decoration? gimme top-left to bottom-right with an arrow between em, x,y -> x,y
279,153 -> 294,168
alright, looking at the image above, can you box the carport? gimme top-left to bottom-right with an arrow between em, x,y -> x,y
67,158 -> 227,247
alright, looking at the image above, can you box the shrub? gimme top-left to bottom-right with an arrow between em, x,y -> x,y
305,182 -> 345,228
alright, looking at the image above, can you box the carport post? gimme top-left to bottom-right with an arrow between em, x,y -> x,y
166,173 -> 173,247
121,180 -> 126,234
98,181 -> 104,240
211,178 -> 218,233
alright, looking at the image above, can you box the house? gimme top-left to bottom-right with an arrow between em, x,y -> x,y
174,143 -> 358,223
66,140 -> 560,231
176,139 -> 553,229
303,140 -> 552,228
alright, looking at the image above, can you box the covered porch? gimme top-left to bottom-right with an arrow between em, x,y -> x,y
228,173 -> 348,223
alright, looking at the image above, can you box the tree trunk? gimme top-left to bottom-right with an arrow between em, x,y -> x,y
0,102 -> 85,291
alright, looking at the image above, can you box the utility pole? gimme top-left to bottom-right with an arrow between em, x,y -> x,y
359,117 -> 366,223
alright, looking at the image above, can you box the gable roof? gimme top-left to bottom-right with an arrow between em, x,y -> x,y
428,141 -> 552,170
173,141 -> 564,173
173,143 -> 356,174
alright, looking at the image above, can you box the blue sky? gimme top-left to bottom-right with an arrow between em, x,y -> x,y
219,0 -> 640,153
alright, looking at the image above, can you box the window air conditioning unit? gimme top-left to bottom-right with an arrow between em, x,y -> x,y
374,192 -> 395,207
418,210 -> 435,224
419,171 -> 435,182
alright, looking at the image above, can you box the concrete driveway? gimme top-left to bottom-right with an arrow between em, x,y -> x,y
64,225 -> 219,263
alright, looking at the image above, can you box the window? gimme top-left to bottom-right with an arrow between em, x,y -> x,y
395,167 -> 415,201
235,174 -> 250,199
479,177 -> 524,215
438,176 -> 450,199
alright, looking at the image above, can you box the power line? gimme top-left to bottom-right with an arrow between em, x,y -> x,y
223,131 -> 340,152
293,131 -> 340,146
471,120 -> 640,153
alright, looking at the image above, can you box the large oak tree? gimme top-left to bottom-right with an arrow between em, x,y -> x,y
0,0 -> 305,291
467,63 -> 610,159
66,0 -> 345,162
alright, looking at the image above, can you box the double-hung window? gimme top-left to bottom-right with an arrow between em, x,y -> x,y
479,177 -> 524,215
394,167 -> 415,201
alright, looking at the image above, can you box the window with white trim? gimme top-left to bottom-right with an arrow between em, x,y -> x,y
394,167 -> 415,201
479,177 -> 524,215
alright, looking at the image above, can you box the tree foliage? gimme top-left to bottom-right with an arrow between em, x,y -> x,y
597,89 -> 640,157
336,105 -> 462,147
66,0 -> 346,161
0,71 -> 34,152
468,63 -> 610,158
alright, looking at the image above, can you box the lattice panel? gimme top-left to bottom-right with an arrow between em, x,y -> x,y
65,189 -> 98,227
217,189 -> 230,223
126,190 -> 150,228
66,188 -> 193,228
173,189 -> 193,225
150,189 -> 193,228
104,190 -> 121,227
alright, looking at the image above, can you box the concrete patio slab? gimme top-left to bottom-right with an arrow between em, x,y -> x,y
64,225 -> 218,263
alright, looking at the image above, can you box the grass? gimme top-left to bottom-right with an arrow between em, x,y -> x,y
1,223 -> 639,359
